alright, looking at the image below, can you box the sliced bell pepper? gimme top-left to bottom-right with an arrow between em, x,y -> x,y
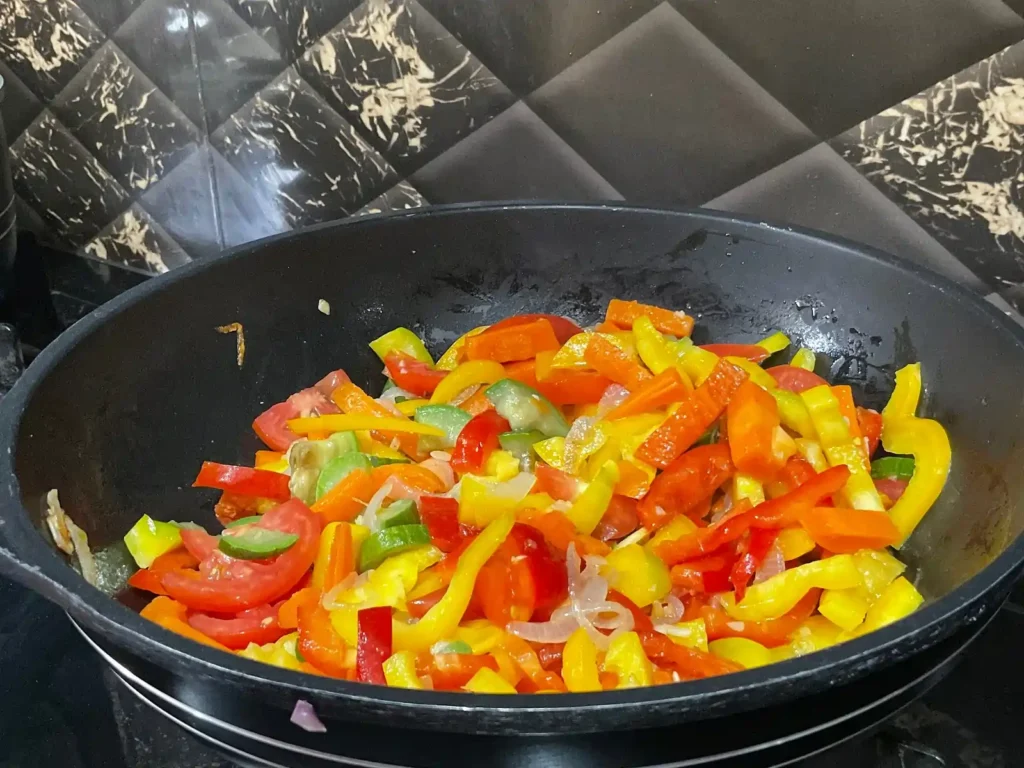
278,587 -> 317,630
831,385 -> 862,439
450,410 -> 511,474
370,463 -> 447,494
729,528 -> 779,602
799,506 -> 900,553
486,313 -> 583,345
369,327 -> 433,365
533,463 -> 579,500
727,380 -> 785,480
288,414 -> 444,437
637,443 -> 734,530
416,495 -> 463,552
818,588 -> 869,631
356,606 -> 393,684
775,527 -> 816,560
606,368 -> 691,421
603,543 -> 671,607
501,634 -> 567,692
607,298 -> 694,338
656,618 -> 709,651
311,522 -> 355,591
566,460 -> 619,534
857,407 -> 884,457
550,331 -> 631,370
700,344 -> 770,363
383,650 -> 425,689
464,318 -> 561,363
436,326 -> 489,371
390,512 -> 515,651
383,352 -> 447,397
124,515 -> 183,568
562,627 -> 602,692
310,468 -> 380,524
723,554 -> 861,621
855,576 -> 924,634
429,360 -> 506,405
615,458 -> 655,499
636,359 -> 748,469
602,631 -> 654,688
584,334 -> 653,391
765,365 -> 828,393
632,316 -> 682,375
505,361 -> 615,407
770,389 -> 817,439
193,462 -> 292,501
593,493 -> 640,541
464,666 -> 518,693
757,332 -> 791,355
709,637 -> 772,669
416,650 -> 499,690
790,348 -> 816,371
879,364 -> 951,546
331,382 -> 426,460
498,429 -> 545,463
485,378 -> 569,436
140,596 -> 230,651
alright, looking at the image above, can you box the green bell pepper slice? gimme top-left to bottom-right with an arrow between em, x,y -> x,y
870,456 -> 916,480
358,524 -> 432,572
485,379 -> 569,437
497,429 -> 546,460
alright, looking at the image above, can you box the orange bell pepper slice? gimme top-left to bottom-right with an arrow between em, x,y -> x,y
831,385 -> 862,439
370,463 -> 447,494
726,380 -> 784,480
636,359 -> 748,469
278,587 -> 318,630
583,335 -> 653,391
637,443 -> 734,530
458,387 -> 495,415
699,344 -> 770,363
615,459 -> 652,499
799,506 -> 901,553
606,367 -> 691,420
606,299 -> 694,338
255,450 -> 284,467
505,359 -> 612,406
140,596 -> 229,651
310,468 -> 380,523
856,406 -> 883,457
297,601 -> 350,677
464,318 -> 561,363
331,382 -> 424,460
698,589 -> 821,647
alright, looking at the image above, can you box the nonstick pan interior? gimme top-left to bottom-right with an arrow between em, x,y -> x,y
1,203 -> 1022,735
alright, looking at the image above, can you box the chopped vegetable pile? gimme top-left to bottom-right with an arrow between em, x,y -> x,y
123,301 -> 950,692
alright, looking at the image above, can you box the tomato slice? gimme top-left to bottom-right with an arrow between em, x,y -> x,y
161,500 -> 321,613
764,365 -> 828,393
384,352 -> 447,397
534,464 -> 579,501
485,314 -> 583,345
700,344 -> 770,363
593,495 -> 640,542
253,401 -> 301,452
314,369 -> 351,398
180,528 -> 220,561
188,602 -> 288,649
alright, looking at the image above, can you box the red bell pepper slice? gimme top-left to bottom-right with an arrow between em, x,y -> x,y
416,653 -> 500,690
416,495 -> 463,552
605,299 -> 694,338
764,365 -> 828,393
857,406 -> 883,457
161,500 -> 321,613
450,410 -> 510,474
699,344 -> 770,363
697,588 -> 821,647
356,606 -> 393,684
726,380 -> 784,480
383,352 -> 448,397
464,318 -> 561,363
655,465 -> 850,566
593,494 -> 640,542
583,334 -> 653,391
504,360 -> 614,406
533,463 -> 579,501
779,456 -> 816,491
670,550 -> 739,594
637,444 -> 734,530
474,538 -> 537,626
485,314 -> 582,345
799,506 -> 901,553
193,461 -> 292,501
298,600 -> 350,677
509,524 -> 568,620
188,602 -> 288,650
729,528 -> 779,601
636,359 -> 748,469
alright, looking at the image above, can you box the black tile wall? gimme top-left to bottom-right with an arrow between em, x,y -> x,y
1,0 -> 1024,313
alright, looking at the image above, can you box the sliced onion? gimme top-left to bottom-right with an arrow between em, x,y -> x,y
359,478 -> 395,531
597,384 -> 630,417
507,616 -> 579,644
710,492 -> 733,524
487,472 -> 536,503
419,458 -> 455,490
754,542 -> 786,584
321,571 -> 359,609
563,417 -> 598,474
652,594 -> 684,626
290,700 -> 327,733
430,451 -> 452,462
449,384 -> 480,407
389,477 -> 426,502
66,516 -> 97,587
378,385 -> 417,404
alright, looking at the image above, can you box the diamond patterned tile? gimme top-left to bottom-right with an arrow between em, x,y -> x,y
0,59 -> 43,140
298,0 -> 514,174
354,181 -> 427,216
419,0 -> 660,95
831,43 -> 1024,292
223,0 -> 361,62
0,0 -> 105,101
671,0 -> 1024,139
52,42 -> 201,194
81,202 -> 190,274
207,145 -> 292,248
212,68 -> 398,227
138,144 -> 220,256
10,110 -> 130,245
411,101 -> 620,203
706,144 -> 989,292
528,4 -> 816,206
74,0 -> 145,35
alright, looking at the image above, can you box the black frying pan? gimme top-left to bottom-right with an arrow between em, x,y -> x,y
0,204 -> 1021,743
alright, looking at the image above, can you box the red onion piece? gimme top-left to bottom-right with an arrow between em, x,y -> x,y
290,700 -> 327,733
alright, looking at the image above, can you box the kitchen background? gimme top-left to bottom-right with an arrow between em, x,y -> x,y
1,0 -> 1024,766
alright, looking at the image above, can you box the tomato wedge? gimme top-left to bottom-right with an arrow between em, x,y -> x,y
485,314 -> 583,345
764,365 -> 828,393
252,371 -> 348,451
188,602 -> 288,649
384,352 -> 447,397
700,344 -> 770,363
161,500 -> 321,613
593,495 -> 640,542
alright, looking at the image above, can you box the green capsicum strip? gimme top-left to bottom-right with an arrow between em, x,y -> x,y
485,379 -> 569,437
358,524 -> 433,572
315,452 -> 373,500
870,456 -> 916,480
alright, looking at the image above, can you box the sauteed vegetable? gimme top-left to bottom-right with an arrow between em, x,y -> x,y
123,300 -> 950,692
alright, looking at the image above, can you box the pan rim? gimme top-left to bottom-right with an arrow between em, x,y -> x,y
1,201 -> 1022,729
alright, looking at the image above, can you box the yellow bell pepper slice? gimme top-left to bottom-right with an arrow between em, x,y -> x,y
757,331 -> 790,355
725,357 -> 777,389
483,449 -> 521,481
464,666 -> 517,693
775,528 -> 816,561
452,620 -> 506,655
794,437 -> 829,472
238,632 -> 303,671
709,638 -> 773,669
732,473 -> 765,506
459,474 -> 535,527
791,347 -> 817,371
853,549 -> 906,599
771,389 -> 817,439
855,577 -> 924,635
533,436 -> 568,471
819,588 -> 870,631
123,515 -> 183,568
383,650 -> 425,689
632,316 -> 679,375
723,554 -> 862,621
879,365 -> 951,546
436,326 -> 489,371
602,631 -> 654,688
551,332 -> 635,369
288,414 -> 444,437
357,433 -> 408,460
615,526 -> 651,549
678,343 -> 719,386
566,460 -> 619,534
563,627 -> 601,692
429,360 -> 506,404
516,492 -> 556,514
369,327 -> 433,365
312,522 -> 347,590
603,543 -> 671,608
783,615 -> 843,657
391,512 -> 515,652
645,515 -> 698,552
656,618 -> 709,652
395,399 -> 429,417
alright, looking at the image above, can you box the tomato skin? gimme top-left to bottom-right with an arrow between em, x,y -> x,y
700,344 -> 770,363
485,314 -> 582,345
475,539 -> 536,626
180,528 -> 219,561
314,369 -> 351,398
188,602 -> 288,649
253,402 -> 301,451
857,407 -> 883,457
193,462 -> 292,500
764,365 -> 828,393
450,410 -> 510,474
161,500 -> 321,613
384,352 -> 448,397
509,524 -> 567,620
593,495 -> 640,542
